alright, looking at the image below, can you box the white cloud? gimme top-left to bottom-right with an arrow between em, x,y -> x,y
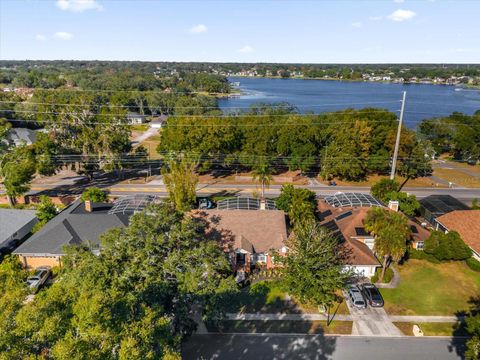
351,22 -> 362,28
56,0 -> 102,12
387,9 -> 417,22
53,31 -> 74,40
393,0 -> 405,3
369,16 -> 383,21
189,24 -> 208,34
237,45 -> 254,53
35,34 -> 48,41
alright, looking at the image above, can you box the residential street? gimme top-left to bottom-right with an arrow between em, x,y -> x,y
182,334 -> 467,360
6,182 -> 478,203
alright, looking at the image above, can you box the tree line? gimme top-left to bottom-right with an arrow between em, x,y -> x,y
159,106 -> 433,182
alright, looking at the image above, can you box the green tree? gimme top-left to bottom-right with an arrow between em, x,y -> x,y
424,230 -> 472,261
365,207 -> 410,281
33,195 -> 58,233
80,187 -> 107,202
280,222 -> 351,313
252,162 -> 273,199
162,156 -> 198,212
371,179 -> 399,202
465,312 -> 480,360
2,203 -> 235,358
0,146 -> 36,207
275,184 -> 316,226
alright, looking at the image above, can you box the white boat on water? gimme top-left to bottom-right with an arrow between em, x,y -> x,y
231,81 -> 241,87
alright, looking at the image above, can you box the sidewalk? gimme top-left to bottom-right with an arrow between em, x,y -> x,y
227,313 -> 461,323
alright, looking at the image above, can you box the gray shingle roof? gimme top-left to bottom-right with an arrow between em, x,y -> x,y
8,128 -> 37,145
0,209 -> 37,245
13,200 -> 129,256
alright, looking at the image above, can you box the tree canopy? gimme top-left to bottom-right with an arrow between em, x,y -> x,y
0,202 -> 236,359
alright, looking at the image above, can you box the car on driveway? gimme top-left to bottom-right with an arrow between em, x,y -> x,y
26,266 -> 51,292
347,285 -> 367,309
360,283 -> 384,307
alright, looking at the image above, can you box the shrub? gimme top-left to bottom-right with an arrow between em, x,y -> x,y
425,231 -> 472,261
80,187 -> 107,203
371,267 -> 394,284
466,257 -> 480,272
408,249 -> 441,264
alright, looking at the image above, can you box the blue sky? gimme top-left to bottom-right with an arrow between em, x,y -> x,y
0,0 -> 479,63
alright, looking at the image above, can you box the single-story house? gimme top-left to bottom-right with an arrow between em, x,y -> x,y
126,112 -> 147,124
193,209 -> 288,273
318,193 -> 430,278
7,128 -> 37,146
435,210 -> 480,261
419,195 -> 469,225
0,208 -> 38,250
13,200 -> 130,269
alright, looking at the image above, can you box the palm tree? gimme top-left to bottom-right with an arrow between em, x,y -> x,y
252,163 -> 273,199
364,207 -> 410,281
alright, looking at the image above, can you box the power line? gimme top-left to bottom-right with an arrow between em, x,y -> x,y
0,99 -> 401,110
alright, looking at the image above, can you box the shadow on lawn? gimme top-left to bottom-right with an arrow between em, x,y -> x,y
449,296 -> 480,359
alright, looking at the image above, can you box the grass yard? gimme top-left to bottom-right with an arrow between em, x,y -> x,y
206,320 -> 353,335
224,280 -> 349,315
322,174 -> 446,188
432,168 -> 480,188
381,259 -> 480,316
393,322 -> 468,337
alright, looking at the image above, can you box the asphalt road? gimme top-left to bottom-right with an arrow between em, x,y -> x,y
182,334 -> 467,360
1,183 -> 478,203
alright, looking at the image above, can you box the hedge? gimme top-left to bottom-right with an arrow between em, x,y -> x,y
466,257 -> 480,272
408,249 -> 441,264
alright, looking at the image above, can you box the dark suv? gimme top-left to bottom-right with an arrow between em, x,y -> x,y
361,283 -> 384,307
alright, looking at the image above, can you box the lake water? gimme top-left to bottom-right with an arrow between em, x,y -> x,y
218,77 -> 480,128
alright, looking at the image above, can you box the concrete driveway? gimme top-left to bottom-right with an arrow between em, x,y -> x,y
346,298 -> 403,336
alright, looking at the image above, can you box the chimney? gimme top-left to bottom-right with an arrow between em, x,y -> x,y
85,200 -> 93,213
260,198 -> 266,210
388,200 -> 399,212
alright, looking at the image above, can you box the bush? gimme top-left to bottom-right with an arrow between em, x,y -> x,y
425,231 -> 472,261
80,187 -> 107,203
466,257 -> 480,272
371,267 -> 394,283
408,249 -> 441,264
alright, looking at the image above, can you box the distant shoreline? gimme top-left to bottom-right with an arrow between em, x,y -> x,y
226,75 -> 479,88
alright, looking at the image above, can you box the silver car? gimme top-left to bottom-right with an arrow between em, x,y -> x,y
347,285 -> 367,309
26,266 -> 51,292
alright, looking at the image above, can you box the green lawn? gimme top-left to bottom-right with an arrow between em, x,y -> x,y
393,322 -> 468,337
224,280 -> 349,315
381,259 -> 480,315
206,320 -> 353,335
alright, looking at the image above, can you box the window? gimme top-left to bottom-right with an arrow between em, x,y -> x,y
254,254 -> 267,263
416,241 -> 425,250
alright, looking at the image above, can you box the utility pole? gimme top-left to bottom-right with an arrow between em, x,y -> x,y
390,91 -> 407,180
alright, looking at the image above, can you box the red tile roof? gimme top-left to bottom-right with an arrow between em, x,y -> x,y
436,210 -> 480,253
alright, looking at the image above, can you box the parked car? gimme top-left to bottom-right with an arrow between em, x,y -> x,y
26,266 -> 51,292
361,283 -> 384,307
198,198 -> 213,210
347,285 -> 367,309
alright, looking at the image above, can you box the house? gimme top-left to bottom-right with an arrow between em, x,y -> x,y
419,195 -> 470,225
318,192 -> 430,278
150,115 -> 167,129
13,199 -> 134,269
193,199 -> 288,274
0,209 -> 38,250
126,112 -> 147,124
434,210 -> 480,261
7,128 -> 37,146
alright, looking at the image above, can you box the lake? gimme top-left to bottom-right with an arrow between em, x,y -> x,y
218,77 -> 480,127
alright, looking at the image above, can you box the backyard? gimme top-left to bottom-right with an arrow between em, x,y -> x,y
380,259 -> 480,316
